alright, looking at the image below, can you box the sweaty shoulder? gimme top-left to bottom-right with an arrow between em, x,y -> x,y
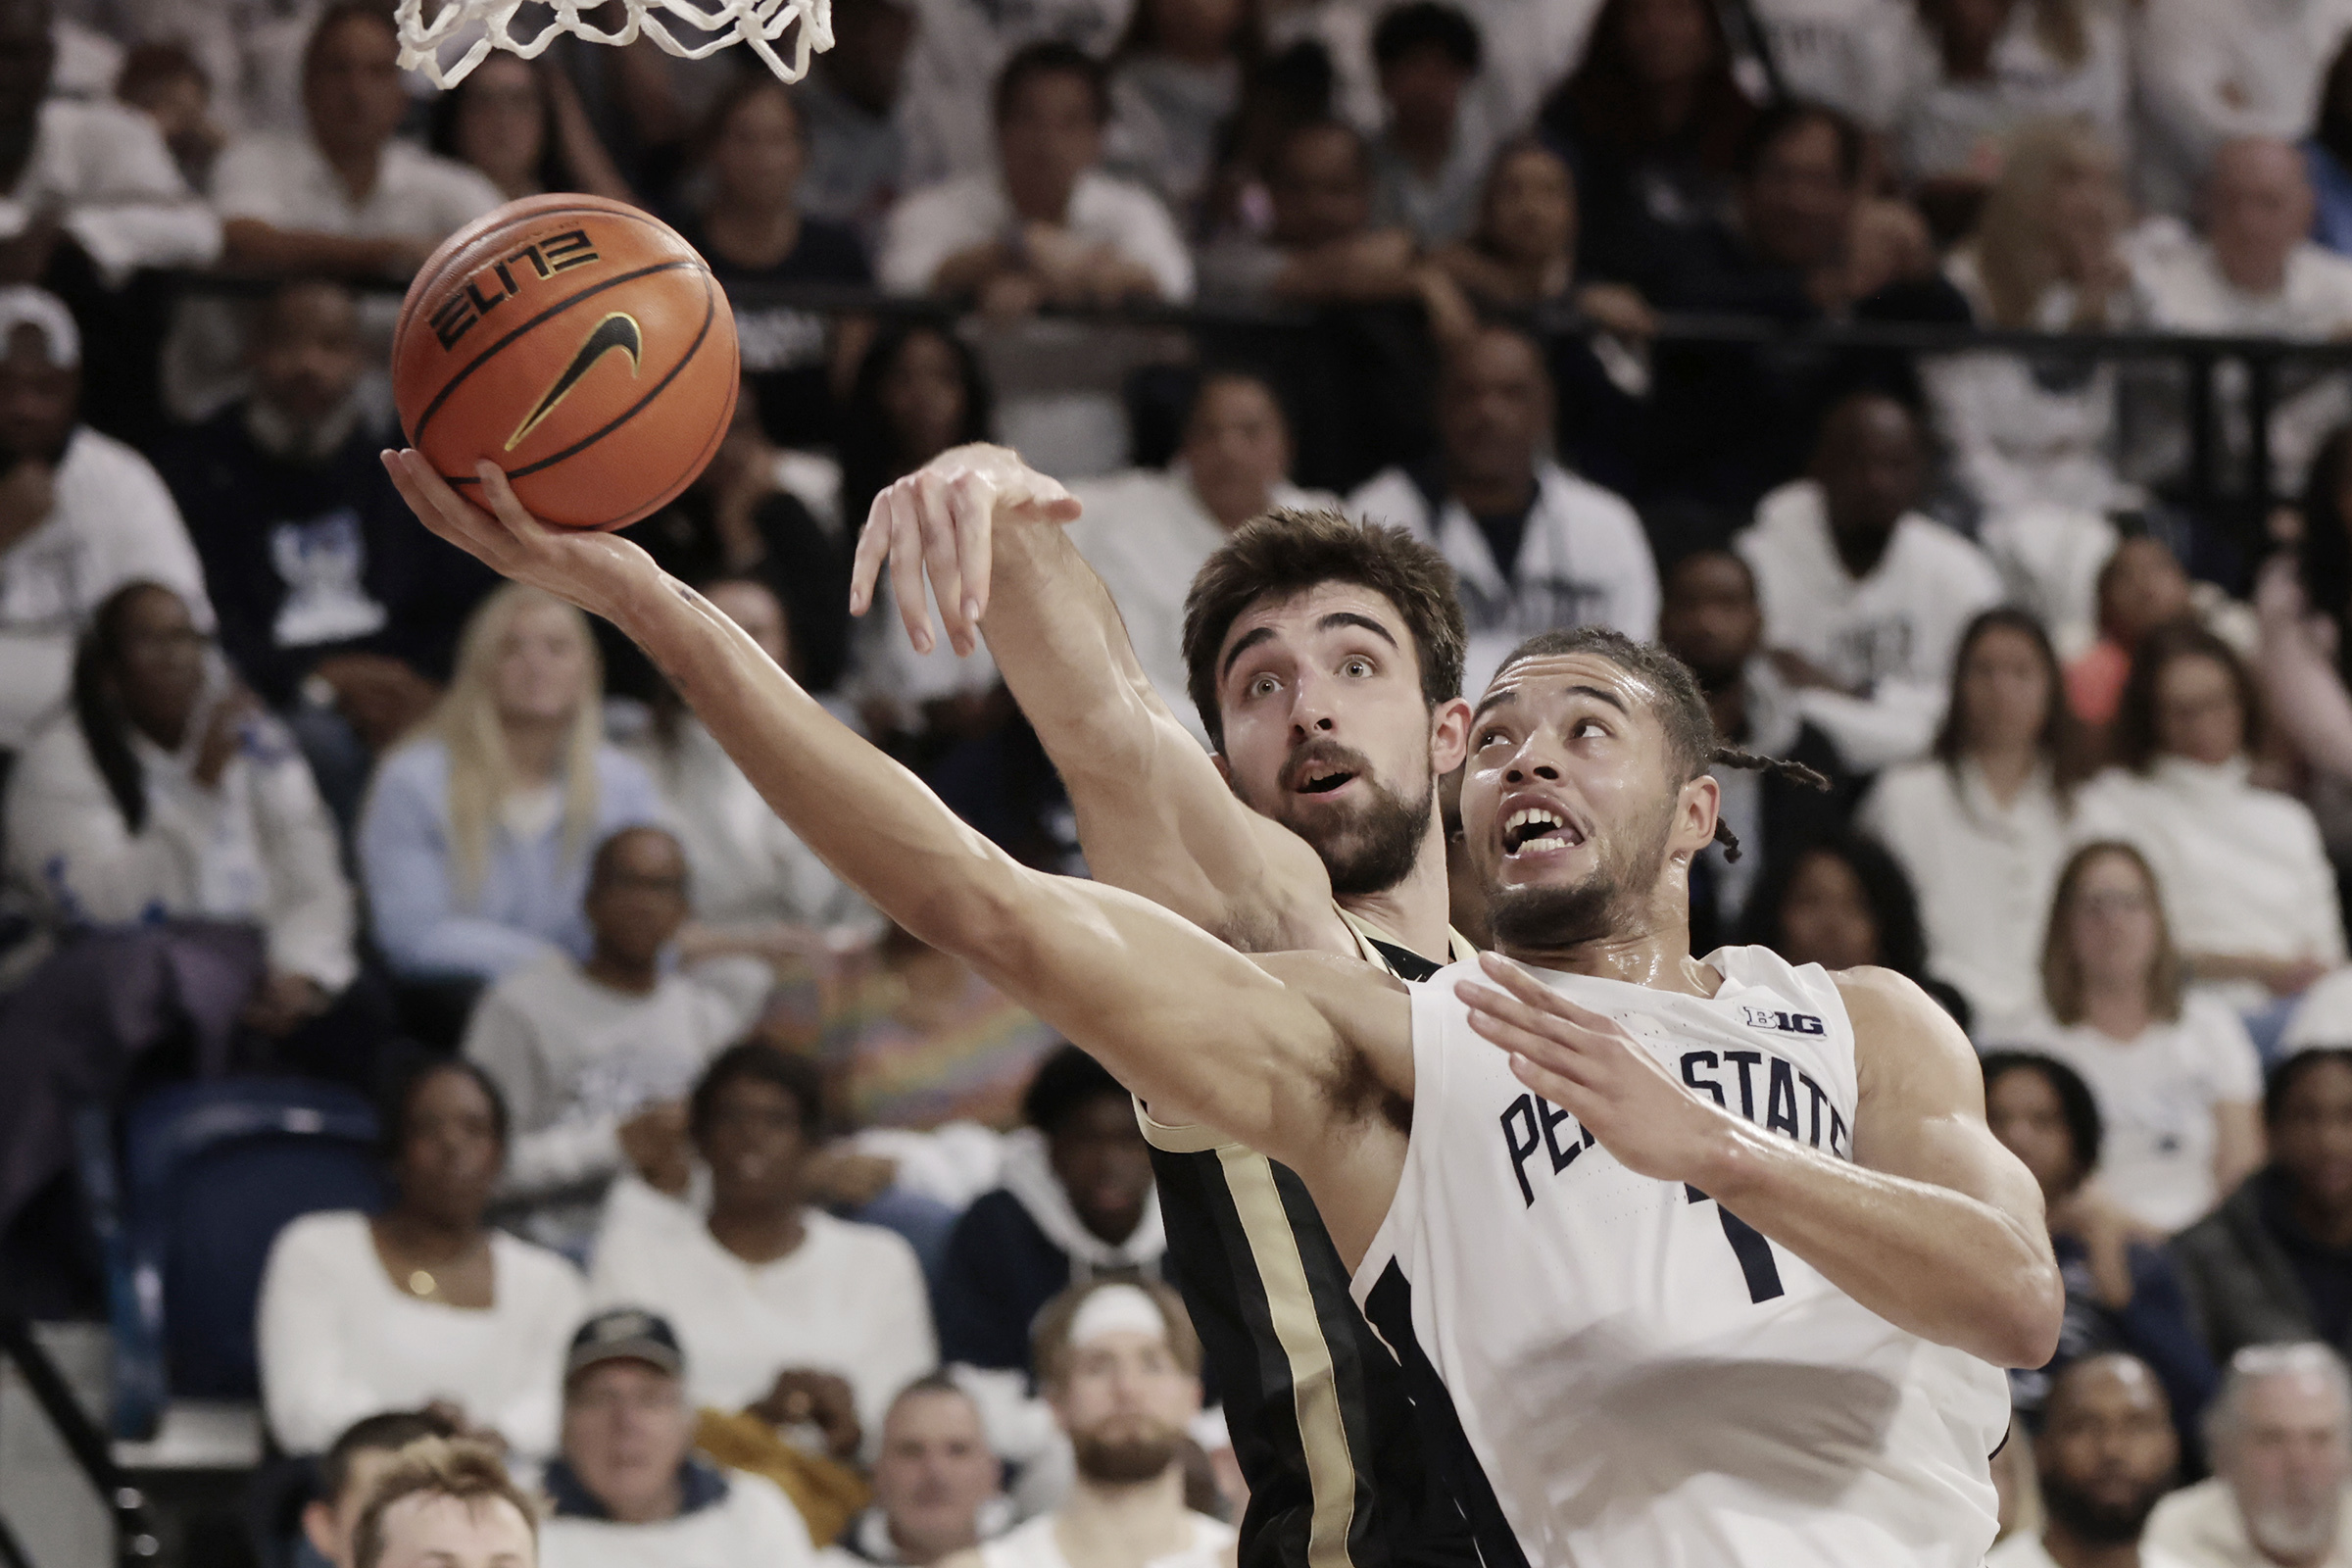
1830,965 -> 1986,1149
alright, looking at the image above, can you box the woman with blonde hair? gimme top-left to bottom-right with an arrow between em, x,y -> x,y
359,583 -> 663,989
2012,840 -> 2265,1234
1925,117 -> 2144,519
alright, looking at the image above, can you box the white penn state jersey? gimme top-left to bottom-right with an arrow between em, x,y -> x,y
1350,945 -> 2011,1568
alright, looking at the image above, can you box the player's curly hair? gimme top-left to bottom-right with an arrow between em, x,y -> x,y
1489,627 -> 1828,862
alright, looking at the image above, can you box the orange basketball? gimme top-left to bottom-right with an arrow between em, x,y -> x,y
393,193 -> 739,531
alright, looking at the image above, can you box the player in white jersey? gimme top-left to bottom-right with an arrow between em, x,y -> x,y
384,451 -> 2064,1568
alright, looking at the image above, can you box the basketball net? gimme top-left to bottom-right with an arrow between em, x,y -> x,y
394,0 -> 834,89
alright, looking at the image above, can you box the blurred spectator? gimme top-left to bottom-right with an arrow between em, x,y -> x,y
154,278 -> 494,828
1066,370 -> 1339,745
794,0 -> 915,244
956,1280 -> 1231,1568
936,1046 -> 1161,1378
1860,609 -> 2089,1035
358,585 -> 664,987
895,0 -> 1135,191
822,1375 -> 1010,1567
589,1044 -> 937,1453
1349,322 -> 1659,696
424,53 -> 633,205
540,1309 -> 818,1568
2314,38 -> 2352,260
2072,536 -> 2264,732
2013,842 -> 2265,1233
625,577 -> 873,993
825,923 -> 1065,1132
2175,1049 -> 2352,1364
1741,0 -> 1907,128
1735,391 -> 2004,768
1535,0 -> 1756,294
1927,119 -> 2142,519
675,77 -> 869,450
0,285 -> 209,752
2134,0 -> 2352,218
463,826 -> 753,1256
1195,119 -> 1434,305
2137,138 -> 2352,499
115,40 -> 221,191
840,323 -> 995,530
879,43 -> 1191,312
1983,1052 -> 2217,1449
1737,832 -> 1971,1026
3,581 -> 363,1056
256,1061 -> 586,1459
2149,1343 -> 2352,1568
2261,426 -> 2352,891
300,1410 -> 463,1568
352,1439 -> 540,1568
1103,0 -> 1260,228
1887,0 -> 2127,218
2081,621 -> 2346,1015
1366,1 -> 1486,248
1985,1353 -> 2183,1568
1656,548 -> 1856,953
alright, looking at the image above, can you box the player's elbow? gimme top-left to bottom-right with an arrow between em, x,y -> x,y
1980,1253 -> 2066,1369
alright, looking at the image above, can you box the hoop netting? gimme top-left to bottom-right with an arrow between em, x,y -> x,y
394,0 -> 834,89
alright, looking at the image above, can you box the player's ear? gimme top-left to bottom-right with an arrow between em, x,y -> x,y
301,1500 -> 338,1560
1428,696 -> 1473,773
1673,771 -> 1720,860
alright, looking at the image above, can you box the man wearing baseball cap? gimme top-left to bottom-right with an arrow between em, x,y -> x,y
538,1307 -> 820,1568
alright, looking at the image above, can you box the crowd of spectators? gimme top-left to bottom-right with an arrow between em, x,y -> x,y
32,0 -> 2352,1562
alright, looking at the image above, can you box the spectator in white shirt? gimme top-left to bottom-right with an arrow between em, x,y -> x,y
1367,2 -> 1489,249
2081,620 -> 2348,1016
0,285 -> 210,751
1743,0 -> 1907,129
2136,137 -> 2352,497
2133,0 -> 2352,218
1985,1353 -> 2188,1568
879,43 -> 1192,311
1066,371 -> 1340,745
1193,119 -> 1441,308
589,1044 -> 937,1458
895,0 -> 1135,192
1102,0 -> 1258,229
1735,390 -> 2005,768
1860,608 -> 2091,1037
256,1061 -> 587,1459
822,1376 -> 1011,1567
463,826 -> 754,1257
794,0 -> 915,247
4,581 -> 360,1052
2147,1343 -> 2352,1568
115,42 -> 224,194
2016,839 -> 2266,1233
1348,322 -> 1658,696
1887,0 -> 2128,200
539,1309 -> 818,1568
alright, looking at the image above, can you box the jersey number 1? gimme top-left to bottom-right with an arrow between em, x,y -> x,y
1687,1185 -> 1786,1303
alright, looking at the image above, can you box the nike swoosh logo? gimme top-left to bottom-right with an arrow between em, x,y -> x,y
505,312 -> 643,452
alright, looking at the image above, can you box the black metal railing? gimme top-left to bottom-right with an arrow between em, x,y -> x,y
0,1311 -> 162,1567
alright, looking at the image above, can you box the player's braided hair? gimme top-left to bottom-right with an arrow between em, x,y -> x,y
1490,628 -> 1829,862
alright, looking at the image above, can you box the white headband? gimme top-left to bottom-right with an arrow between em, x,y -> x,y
0,287 -> 77,368
1068,1284 -> 1167,1350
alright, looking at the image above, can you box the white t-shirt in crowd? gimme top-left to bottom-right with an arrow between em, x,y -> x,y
254,1210 -> 585,1457
2283,965 -> 2352,1051
1348,461 -> 1659,700
0,99 -> 220,280
5,709 -> 356,990
463,955 -> 751,1248
976,1508 -> 1238,1568
2011,995 -> 2265,1233
587,1176 -> 938,1447
2146,1474 -> 2352,1568
1744,0 -> 1909,127
877,168 -> 1195,303
896,0 -> 1135,185
1065,468 -> 1340,747
1887,1 -> 2128,182
1857,759 -> 2076,1038
0,425 -> 212,750
1987,1529 -> 2195,1568
1735,479 -> 2005,770
2077,757 -> 2349,1012
2133,0 -> 2352,216
540,1468 -> 817,1568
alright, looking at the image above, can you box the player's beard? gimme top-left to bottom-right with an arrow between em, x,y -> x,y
2038,1469 -> 2171,1546
1267,742 -> 1434,898
1071,1417 -> 1185,1485
1484,796 -> 1675,953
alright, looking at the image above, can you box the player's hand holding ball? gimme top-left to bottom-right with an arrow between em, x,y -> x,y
381,450 -> 662,628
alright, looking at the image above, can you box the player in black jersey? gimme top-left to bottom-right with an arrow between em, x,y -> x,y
853,433 -> 1479,1568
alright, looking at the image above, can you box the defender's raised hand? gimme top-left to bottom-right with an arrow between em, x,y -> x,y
849,442 -> 1081,658
380,450 -> 662,626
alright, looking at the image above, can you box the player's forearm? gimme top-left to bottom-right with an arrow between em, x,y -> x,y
1704,1125 -> 2062,1368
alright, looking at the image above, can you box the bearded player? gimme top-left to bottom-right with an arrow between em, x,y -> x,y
386,449 -> 2061,1567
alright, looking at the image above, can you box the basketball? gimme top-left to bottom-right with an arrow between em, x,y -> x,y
392,193 -> 739,532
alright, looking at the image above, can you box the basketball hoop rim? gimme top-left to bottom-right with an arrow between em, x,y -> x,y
394,0 -> 835,89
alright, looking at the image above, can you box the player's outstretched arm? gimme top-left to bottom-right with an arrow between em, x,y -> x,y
851,445 -> 1344,953
1455,956 -> 2063,1369
380,452 -> 1376,1174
